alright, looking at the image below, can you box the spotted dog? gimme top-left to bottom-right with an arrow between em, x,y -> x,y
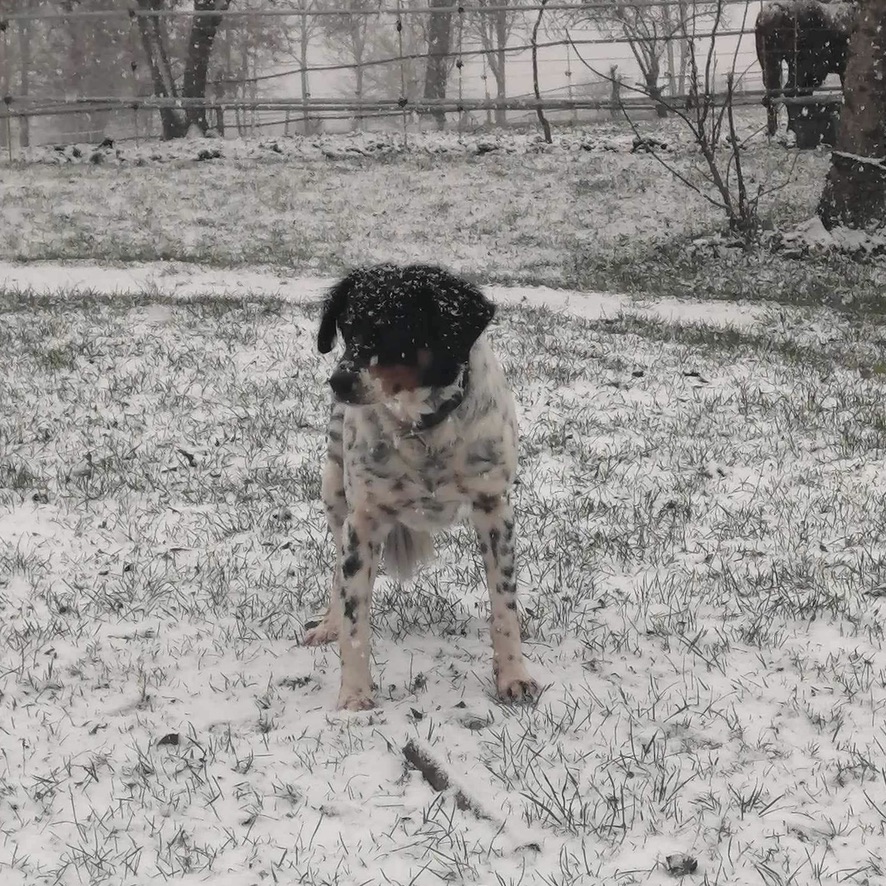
305,264 -> 539,711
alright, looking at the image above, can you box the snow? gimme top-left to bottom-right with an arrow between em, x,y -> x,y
1,112 -> 885,881
2,261 -> 886,884
0,259 -> 771,330
785,214 -> 886,254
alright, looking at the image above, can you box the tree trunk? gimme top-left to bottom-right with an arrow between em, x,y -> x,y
645,61 -> 668,118
183,0 -> 232,133
136,0 -> 188,139
530,0 -> 551,143
609,65 -> 621,119
676,0 -> 689,96
423,0 -> 452,130
818,0 -> 886,230
494,9 -> 507,125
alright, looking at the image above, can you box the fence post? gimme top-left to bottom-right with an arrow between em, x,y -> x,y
565,40 -> 576,124
456,5 -> 466,134
395,0 -> 408,147
1,19 -> 12,161
609,65 -> 620,119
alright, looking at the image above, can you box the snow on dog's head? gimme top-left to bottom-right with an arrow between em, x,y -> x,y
317,264 -> 494,407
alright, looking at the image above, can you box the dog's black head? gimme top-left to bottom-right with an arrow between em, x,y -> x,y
317,264 -> 495,406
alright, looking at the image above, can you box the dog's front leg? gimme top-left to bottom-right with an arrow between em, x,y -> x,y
304,449 -> 347,646
473,496 -> 539,702
337,510 -> 382,710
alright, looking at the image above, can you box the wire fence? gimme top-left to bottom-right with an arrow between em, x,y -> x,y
0,0 -> 829,152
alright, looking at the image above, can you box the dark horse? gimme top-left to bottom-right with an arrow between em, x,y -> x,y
755,0 -> 855,136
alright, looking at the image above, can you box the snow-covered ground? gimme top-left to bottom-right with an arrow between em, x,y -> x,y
0,260 -> 771,328
0,123 -> 835,290
2,262 -> 886,885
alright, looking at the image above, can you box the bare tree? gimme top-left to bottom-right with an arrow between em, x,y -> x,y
572,0 -> 776,241
135,0 -> 232,139
818,0 -> 886,231
135,0 -> 188,138
293,0 -> 326,133
465,0 -> 527,125
183,0 -> 233,132
582,0 -> 718,117
16,1 -> 33,147
317,0 -> 383,128
423,0 -> 453,129
37,0 -> 138,140
207,2 -> 315,136
531,0 -> 552,142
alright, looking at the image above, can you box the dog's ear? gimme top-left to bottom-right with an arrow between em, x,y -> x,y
441,277 -> 496,356
317,273 -> 355,354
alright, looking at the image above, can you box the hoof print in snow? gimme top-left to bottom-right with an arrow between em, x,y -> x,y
665,853 -> 698,876
156,733 -> 181,747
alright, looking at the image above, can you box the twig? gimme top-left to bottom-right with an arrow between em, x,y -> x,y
402,739 -> 490,819
567,34 -> 729,214
530,0 -> 551,143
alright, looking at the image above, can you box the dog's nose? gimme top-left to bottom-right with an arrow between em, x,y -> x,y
329,369 -> 358,401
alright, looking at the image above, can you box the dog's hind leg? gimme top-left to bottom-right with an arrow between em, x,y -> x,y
304,408 -> 347,646
472,495 -> 539,702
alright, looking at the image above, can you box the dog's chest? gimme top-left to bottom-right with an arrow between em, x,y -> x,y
350,426 -> 472,490
343,409 -> 514,526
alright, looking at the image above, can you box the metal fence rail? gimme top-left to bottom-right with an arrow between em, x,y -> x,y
0,1 -> 793,152
1,1 -> 754,19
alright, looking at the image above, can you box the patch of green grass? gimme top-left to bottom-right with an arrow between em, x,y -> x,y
569,236 -> 886,312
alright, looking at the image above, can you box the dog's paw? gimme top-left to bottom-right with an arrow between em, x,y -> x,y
303,619 -> 339,646
337,686 -> 376,711
496,671 -> 541,703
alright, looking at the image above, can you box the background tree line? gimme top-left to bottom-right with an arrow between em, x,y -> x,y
1,0 -> 722,142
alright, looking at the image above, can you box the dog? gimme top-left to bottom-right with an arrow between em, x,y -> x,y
304,264 -> 539,710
